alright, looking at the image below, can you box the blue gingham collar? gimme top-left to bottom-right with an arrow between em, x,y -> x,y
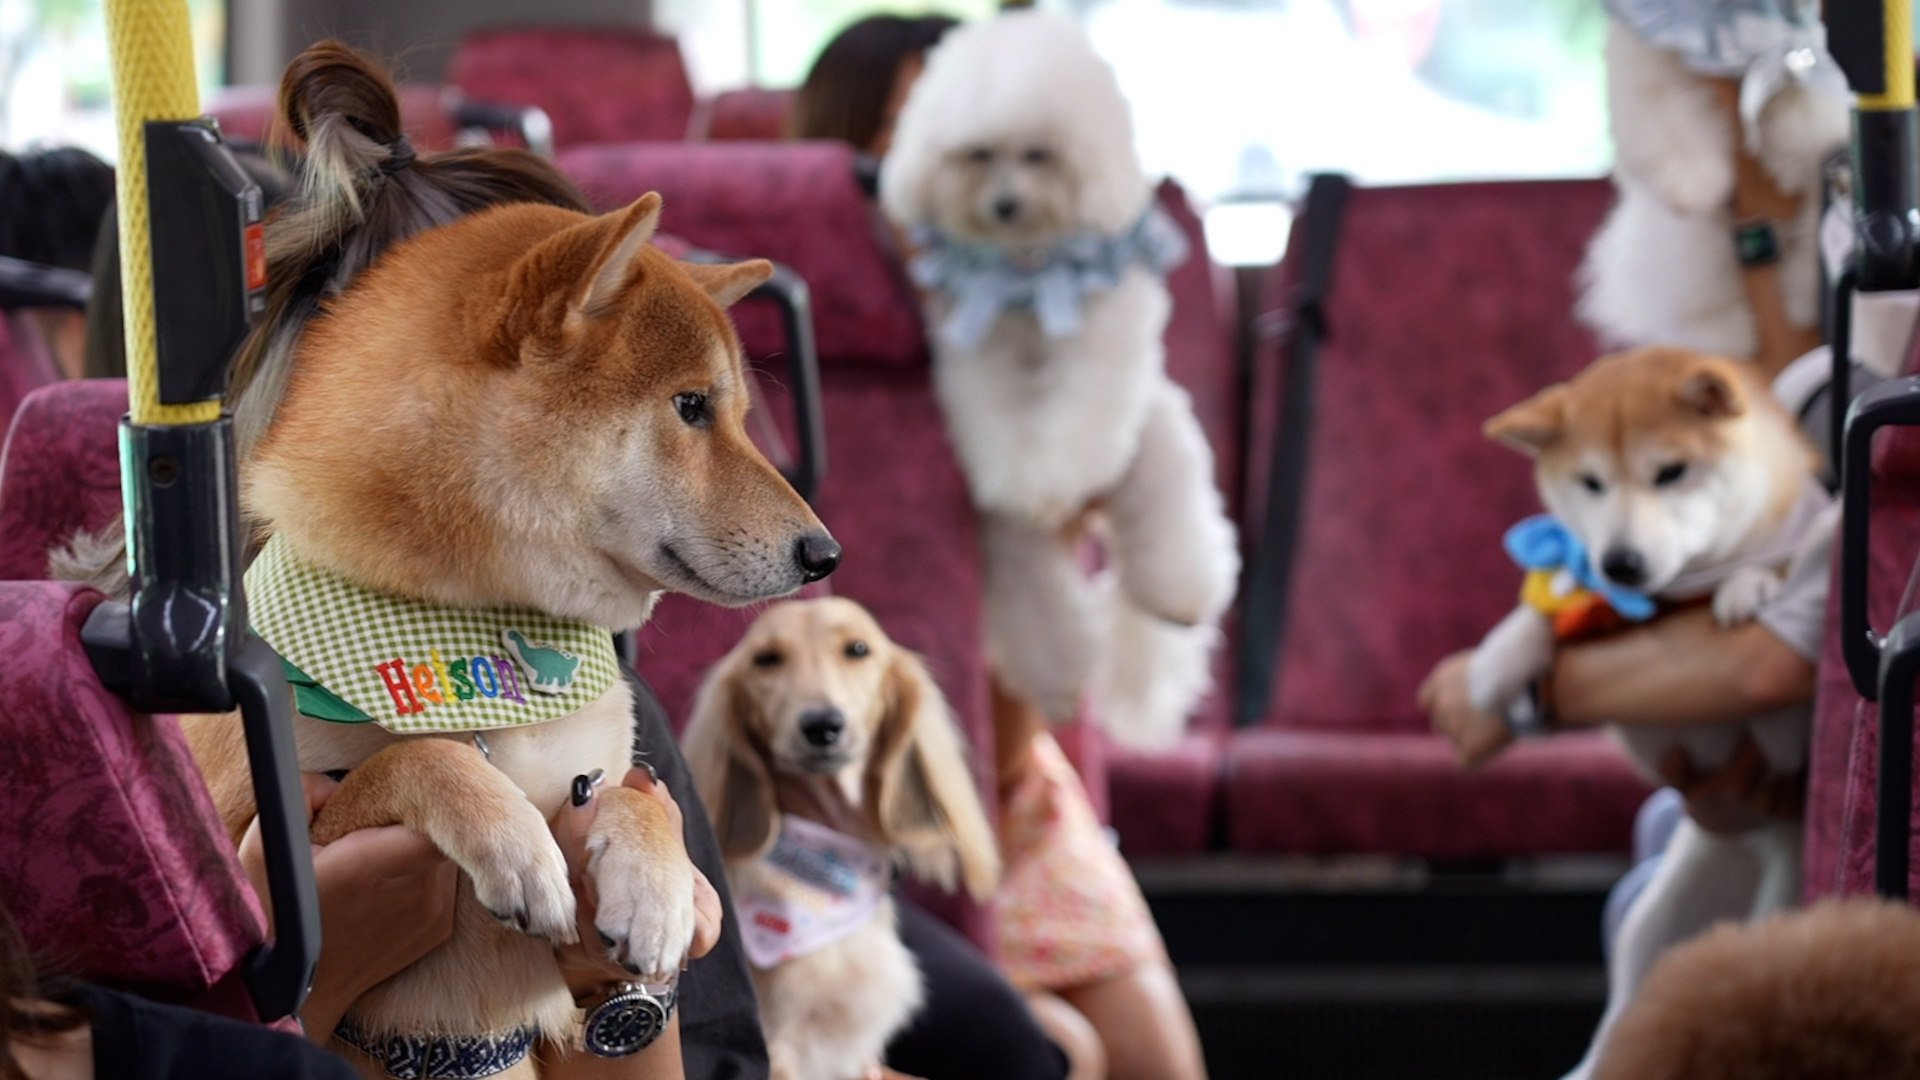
909,204 -> 1188,349
335,1019 -> 536,1080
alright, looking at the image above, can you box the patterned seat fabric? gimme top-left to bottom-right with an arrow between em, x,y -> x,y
1219,178 -> 1653,858
0,579 -> 266,1018
0,314 -> 63,439
451,27 -> 694,148
0,379 -> 125,580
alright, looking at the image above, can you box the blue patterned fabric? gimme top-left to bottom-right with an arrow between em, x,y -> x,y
1503,514 -> 1657,622
909,205 -> 1189,349
334,1020 -> 536,1080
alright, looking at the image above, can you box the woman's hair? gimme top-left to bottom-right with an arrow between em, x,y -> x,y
789,13 -> 958,150
227,39 -> 590,457
0,901 -> 85,1080
0,146 -> 115,272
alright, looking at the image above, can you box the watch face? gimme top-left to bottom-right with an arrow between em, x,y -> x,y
584,990 -> 669,1058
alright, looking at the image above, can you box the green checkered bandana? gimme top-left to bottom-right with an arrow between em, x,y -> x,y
245,534 -> 620,733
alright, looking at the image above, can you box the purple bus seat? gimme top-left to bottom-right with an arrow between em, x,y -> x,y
451,27 -> 695,149
1224,178 -> 1651,859
0,579 -> 268,1019
0,314 -> 64,437
692,88 -> 795,142
0,379 -> 125,580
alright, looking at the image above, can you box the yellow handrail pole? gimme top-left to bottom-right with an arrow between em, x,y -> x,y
105,0 -> 220,426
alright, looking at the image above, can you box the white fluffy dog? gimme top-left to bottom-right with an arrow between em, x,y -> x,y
880,11 -> 1238,744
1578,17 -> 1848,362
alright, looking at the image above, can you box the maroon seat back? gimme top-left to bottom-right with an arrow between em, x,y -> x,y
694,88 -> 794,141
452,27 -> 694,148
0,584 -> 266,1017
208,83 -> 462,151
0,379 -> 125,580
1257,179 -> 1612,732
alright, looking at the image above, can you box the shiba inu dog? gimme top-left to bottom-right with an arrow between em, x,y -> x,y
1468,345 -> 1829,1080
178,43 -> 838,1076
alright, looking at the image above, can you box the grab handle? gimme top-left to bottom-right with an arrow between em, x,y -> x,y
1840,377 -> 1920,698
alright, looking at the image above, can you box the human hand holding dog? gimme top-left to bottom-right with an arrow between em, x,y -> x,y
1421,651 -> 1516,768
1658,739 -> 1805,834
238,772 -> 458,1043
551,766 -> 722,999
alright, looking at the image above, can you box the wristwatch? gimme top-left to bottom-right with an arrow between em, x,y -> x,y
582,976 -> 678,1058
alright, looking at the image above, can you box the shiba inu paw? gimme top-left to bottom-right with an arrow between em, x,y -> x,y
463,801 -> 579,944
585,791 -> 698,981
1713,566 -> 1782,627
1466,607 -> 1556,714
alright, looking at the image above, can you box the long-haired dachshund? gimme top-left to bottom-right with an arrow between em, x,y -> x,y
685,598 -> 999,1080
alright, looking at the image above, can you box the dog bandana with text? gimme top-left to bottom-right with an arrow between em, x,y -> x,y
735,815 -> 891,971
245,533 -> 620,733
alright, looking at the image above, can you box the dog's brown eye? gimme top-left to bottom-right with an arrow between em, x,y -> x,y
1022,147 -> 1052,165
674,391 -> 711,429
966,146 -> 993,165
844,640 -> 869,660
1580,473 -> 1605,495
1653,462 -> 1688,487
752,649 -> 782,669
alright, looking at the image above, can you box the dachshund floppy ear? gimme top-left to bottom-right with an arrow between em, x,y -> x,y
867,649 -> 1000,901
684,648 -> 779,860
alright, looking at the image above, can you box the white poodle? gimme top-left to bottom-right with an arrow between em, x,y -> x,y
880,11 -> 1237,745
1579,15 -> 1848,363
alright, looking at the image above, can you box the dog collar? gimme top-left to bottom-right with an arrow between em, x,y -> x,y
909,204 -> 1188,349
245,533 -> 619,733
735,815 -> 892,970
334,1020 -> 535,1080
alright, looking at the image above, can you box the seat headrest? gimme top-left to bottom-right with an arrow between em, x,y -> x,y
559,141 -> 927,369
451,27 -> 694,147
0,378 -> 125,580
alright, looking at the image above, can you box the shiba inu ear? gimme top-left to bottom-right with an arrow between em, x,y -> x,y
682,259 -> 774,309
1677,362 -> 1747,419
578,193 -> 665,319
1484,384 -> 1569,456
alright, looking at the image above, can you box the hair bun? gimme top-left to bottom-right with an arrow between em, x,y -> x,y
277,39 -> 402,149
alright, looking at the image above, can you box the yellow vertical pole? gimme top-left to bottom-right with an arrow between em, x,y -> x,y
105,0 -> 221,425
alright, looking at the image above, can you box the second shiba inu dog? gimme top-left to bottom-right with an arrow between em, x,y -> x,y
1468,345 -> 1831,1080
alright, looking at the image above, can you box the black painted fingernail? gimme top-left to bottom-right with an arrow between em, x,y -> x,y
640,761 -> 659,785
571,774 -> 591,806
623,961 -> 642,975
598,930 -> 616,947
514,908 -> 528,930
588,768 -> 606,788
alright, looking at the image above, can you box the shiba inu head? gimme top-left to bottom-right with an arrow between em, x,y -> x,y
1485,346 -> 1815,595
239,42 -> 836,629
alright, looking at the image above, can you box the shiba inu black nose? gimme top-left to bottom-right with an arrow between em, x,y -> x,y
992,196 -> 1020,222
799,707 -> 847,747
1601,547 -> 1647,588
796,533 -> 842,582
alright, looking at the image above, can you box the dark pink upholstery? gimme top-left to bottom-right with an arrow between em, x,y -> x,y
1107,732 -> 1224,856
0,314 -> 62,436
560,141 -> 925,369
0,379 -> 125,580
208,83 -> 462,151
694,88 -> 794,141
451,27 -> 694,148
0,580 -> 266,1014
1223,729 -> 1651,857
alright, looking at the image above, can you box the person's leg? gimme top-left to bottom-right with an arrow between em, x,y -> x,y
1058,960 -> 1207,1080
886,900 -> 1071,1080
1024,991 -> 1106,1080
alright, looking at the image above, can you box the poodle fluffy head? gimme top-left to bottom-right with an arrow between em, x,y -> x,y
879,10 -> 1150,248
